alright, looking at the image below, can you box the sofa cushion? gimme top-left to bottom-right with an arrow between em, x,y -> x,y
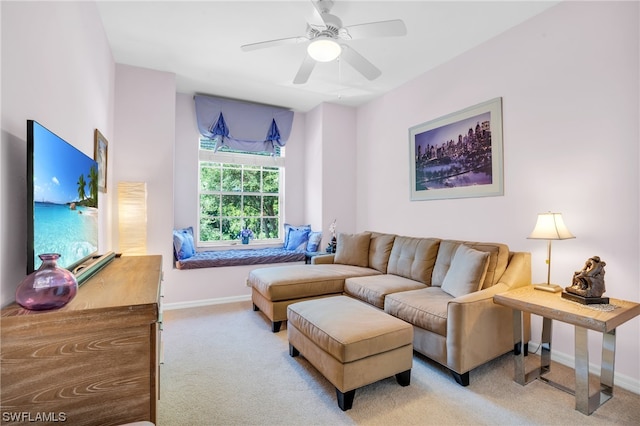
367,232 -> 396,273
334,232 -> 371,267
432,240 -> 510,289
248,264 -> 381,302
345,274 -> 427,309
384,287 -> 453,337
440,245 -> 490,298
386,236 -> 441,285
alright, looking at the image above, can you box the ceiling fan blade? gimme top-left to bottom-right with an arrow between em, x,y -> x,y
241,36 -> 308,52
293,54 -> 317,84
343,19 -> 407,40
340,45 -> 381,81
308,0 -> 328,30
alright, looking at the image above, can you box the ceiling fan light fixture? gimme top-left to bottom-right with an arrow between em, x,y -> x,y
307,37 -> 341,62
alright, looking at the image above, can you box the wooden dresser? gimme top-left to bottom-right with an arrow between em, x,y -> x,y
1,255 -> 163,426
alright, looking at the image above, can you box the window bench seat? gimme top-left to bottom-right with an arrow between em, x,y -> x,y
175,247 -> 306,270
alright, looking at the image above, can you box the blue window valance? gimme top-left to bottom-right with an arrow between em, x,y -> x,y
194,95 -> 294,153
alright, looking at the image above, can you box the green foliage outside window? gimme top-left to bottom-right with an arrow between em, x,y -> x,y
199,161 -> 281,243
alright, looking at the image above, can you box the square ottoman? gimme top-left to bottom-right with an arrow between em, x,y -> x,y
287,295 -> 413,410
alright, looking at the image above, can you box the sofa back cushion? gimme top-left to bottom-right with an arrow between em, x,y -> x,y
440,245 -> 490,298
432,240 -> 510,289
334,232 -> 371,267
387,236 -> 441,285
367,232 -> 396,273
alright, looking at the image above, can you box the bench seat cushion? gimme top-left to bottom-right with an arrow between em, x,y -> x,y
176,247 -> 306,269
287,296 -> 413,363
384,287 -> 454,337
248,264 -> 381,302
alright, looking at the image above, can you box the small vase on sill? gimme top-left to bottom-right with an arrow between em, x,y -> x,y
15,253 -> 78,311
241,236 -> 250,245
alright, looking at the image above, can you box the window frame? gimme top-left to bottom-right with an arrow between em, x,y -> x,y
197,146 -> 285,248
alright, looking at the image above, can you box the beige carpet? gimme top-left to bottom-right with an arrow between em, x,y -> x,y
158,301 -> 640,425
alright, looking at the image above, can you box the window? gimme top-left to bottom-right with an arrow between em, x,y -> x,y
198,138 -> 284,246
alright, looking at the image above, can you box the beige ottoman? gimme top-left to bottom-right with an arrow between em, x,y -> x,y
287,296 -> 413,411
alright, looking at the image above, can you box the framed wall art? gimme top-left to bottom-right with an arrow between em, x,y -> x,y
94,129 -> 108,193
409,97 -> 504,201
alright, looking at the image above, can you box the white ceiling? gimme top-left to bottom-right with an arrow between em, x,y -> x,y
97,0 -> 558,112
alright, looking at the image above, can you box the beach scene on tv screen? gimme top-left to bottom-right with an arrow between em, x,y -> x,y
33,124 -> 98,270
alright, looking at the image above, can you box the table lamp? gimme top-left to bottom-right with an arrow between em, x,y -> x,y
118,182 -> 148,255
527,212 -> 575,292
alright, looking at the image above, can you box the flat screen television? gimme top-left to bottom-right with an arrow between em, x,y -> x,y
27,120 -> 99,275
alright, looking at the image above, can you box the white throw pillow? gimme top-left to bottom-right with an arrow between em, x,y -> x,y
441,244 -> 490,298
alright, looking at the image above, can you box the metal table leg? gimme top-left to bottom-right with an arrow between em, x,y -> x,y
540,317 -> 552,376
600,329 -> 616,397
574,326 -> 615,415
512,309 -> 527,385
513,310 -> 556,385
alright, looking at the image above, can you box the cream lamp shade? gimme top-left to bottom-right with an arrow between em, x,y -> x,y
307,37 -> 341,62
527,212 -> 575,292
528,212 -> 575,240
118,182 -> 147,255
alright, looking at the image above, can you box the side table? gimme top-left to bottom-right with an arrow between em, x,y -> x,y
494,286 -> 640,415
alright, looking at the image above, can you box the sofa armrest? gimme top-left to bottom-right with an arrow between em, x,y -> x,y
311,254 -> 335,264
496,251 -> 531,290
445,252 -> 532,374
446,287 -> 517,374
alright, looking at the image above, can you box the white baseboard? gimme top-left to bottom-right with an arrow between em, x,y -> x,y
528,341 -> 640,395
164,294 -> 251,311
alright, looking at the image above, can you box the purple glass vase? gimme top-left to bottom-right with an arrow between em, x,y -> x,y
16,253 -> 78,311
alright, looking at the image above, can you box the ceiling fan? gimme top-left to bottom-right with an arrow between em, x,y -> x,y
240,0 -> 407,84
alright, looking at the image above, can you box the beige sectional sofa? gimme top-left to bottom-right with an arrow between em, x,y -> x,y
248,231 -> 531,386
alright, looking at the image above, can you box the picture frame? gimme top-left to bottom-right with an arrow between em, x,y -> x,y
409,97 -> 504,201
94,129 -> 108,193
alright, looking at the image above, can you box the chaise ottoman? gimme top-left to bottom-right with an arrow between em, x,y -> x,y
249,264 -> 381,332
287,295 -> 413,411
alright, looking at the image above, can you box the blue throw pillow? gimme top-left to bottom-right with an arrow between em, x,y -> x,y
173,227 -> 196,260
307,231 -> 322,252
283,223 -> 311,247
285,228 -> 310,251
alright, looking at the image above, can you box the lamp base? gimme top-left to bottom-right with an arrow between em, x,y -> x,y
533,283 -> 564,293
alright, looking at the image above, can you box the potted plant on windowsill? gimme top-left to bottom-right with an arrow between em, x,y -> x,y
239,228 -> 254,245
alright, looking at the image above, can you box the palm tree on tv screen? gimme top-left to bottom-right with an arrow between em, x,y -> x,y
77,174 -> 87,202
89,165 -> 98,207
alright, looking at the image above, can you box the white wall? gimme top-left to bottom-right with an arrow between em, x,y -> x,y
321,103 -> 358,237
304,103 -> 358,248
356,1 -> 639,388
0,1 -> 115,306
173,93 -> 199,230
304,105 -> 324,232
112,64 -> 176,282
